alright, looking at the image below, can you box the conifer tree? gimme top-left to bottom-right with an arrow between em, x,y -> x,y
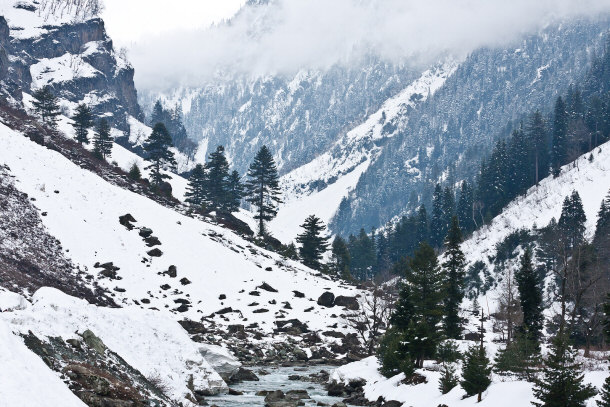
185,164 -> 207,209
494,329 -> 540,381
457,181 -> 475,233
402,242 -> 444,367
296,215 -> 330,270
71,103 -> 93,144
93,118 -> 112,160
226,170 -> 244,213
143,122 -> 176,188
461,312 -> 492,402
515,248 -> 544,342
204,146 -> 231,211
439,363 -> 459,394
128,162 -> 141,180
532,334 -> 596,407
527,111 -> 549,185
599,375 -> 610,407
552,96 -> 569,175
430,184 -> 445,247
442,216 -> 466,339
245,145 -> 282,236
32,85 -> 60,128
415,204 -> 429,245
558,191 -> 587,250
331,235 -> 351,278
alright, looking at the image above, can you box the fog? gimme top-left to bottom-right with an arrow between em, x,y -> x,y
126,0 -> 610,91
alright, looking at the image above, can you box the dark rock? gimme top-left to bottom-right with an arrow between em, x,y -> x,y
334,296 -> 359,310
219,294 -> 226,300
216,307 -> 234,315
258,282 -> 278,292
178,320 -> 207,335
230,367 -> 259,382
147,248 -> 163,257
138,227 -> 153,238
381,401 -> 403,407
228,388 -> 244,395
323,331 -> 345,338
228,325 -> 244,334
164,265 -> 177,278
180,277 -> 191,285
144,235 -> 161,247
160,284 -> 171,290
81,330 -> 106,355
293,290 -> 305,298
317,291 -> 335,307
175,304 -> 190,312
118,214 -> 136,230
253,308 -> 269,313
140,298 -> 150,304
249,290 -> 261,296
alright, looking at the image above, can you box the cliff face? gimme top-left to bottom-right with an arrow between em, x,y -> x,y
0,0 -> 143,131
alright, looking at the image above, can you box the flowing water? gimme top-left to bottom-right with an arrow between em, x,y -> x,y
206,365 -> 355,406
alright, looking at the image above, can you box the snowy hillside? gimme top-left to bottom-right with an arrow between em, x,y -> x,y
269,62 -> 458,242
462,141 -> 610,267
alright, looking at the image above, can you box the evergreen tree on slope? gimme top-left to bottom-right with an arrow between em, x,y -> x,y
32,85 -> 60,128
205,145 -> 231,212
185,163 -> 207,209
144,122 -> 176,188
245,145 -> 281,236
296,214 -> 330,270
442,216 -> 466,339
93,118 -> 112,160
515,248 -> 544,343
71,103 -> 93,145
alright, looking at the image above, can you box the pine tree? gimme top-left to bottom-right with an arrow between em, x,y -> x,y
71,103 -> 93,144
558,191 -> 587,250
205,146 -> 231,212
430,184 -> 445,247
457,181 -> 475,233
494,329 -> 540,381
552,96 -> 569,175
185,164 -> 207,209
532,334 -> 596,407
415,204 -> 429,246
515,248 -> 544,343
128,162 -> 141,180
226,170 -> 244,213
143,122 -> 177,188
331,235 -> 351,278
598,374 -> 610,407
439,363 -> 459,394
32,85 -> 60,128
296,215 -> 330,270
442,216 -> 466,339
402,242 -> 444,367
527,111 -> 550,185
442,186 -> 455,232
92,118 -> 112,160
461,312 -> 492,402
245,145 -> 282,236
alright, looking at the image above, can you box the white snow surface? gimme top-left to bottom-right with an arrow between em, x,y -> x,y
1,287 -> 226,404
331,355 -> 607,407
0,318 -> 87,407
30,52 -> 100,89
0,121 -> 361,334
269,62 -> 458,242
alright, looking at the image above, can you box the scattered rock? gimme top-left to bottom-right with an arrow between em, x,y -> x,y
293,290 -> 305,298
160,284 -> 171,290
118,214 -> 136,230
180,277 -> 191,285
258,282 -> 278,292
253,308 -> 269,313
228,388 -> 243,395
147,248 -> 163,257
138,227 -> 153,238
144,235 -> 161,247
219,294 -> 226,300
230,367 -> 259,382
334,295 -> 359,310
249,290 -> 261,296
317,291 -> 335,307
164,265 -> 177,278
81,330 -> 106,355
216,307 -> 234,315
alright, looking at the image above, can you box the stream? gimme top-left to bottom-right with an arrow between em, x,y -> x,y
206,365 -> 355,406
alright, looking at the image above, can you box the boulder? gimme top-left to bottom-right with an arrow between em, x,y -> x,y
180,277 -> 191,285
118,214 -> 136,230
147,248 -> 163,257
381,401 -> 404,407
199,344 -> 241,381
317,291 -> 335,307
258,282 -> 278,292
334,296 -> 359,310
229,367 -> 259,382
164,265 -> 177,278
138,227 -> 153,238
81,330 -> 106,355
293,290 -> 305,298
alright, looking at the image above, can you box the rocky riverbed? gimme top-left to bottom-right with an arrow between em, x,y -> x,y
205,365 -> 356,407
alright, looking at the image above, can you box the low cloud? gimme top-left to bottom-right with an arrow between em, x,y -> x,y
129,0 -> 610,91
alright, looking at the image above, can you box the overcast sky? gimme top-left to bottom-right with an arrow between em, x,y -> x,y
102,0 -> 245,46
101,0 -> 610,92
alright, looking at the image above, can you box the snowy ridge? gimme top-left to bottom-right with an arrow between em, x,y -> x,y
462,141 -> 610,268
269,61 -> 458,242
